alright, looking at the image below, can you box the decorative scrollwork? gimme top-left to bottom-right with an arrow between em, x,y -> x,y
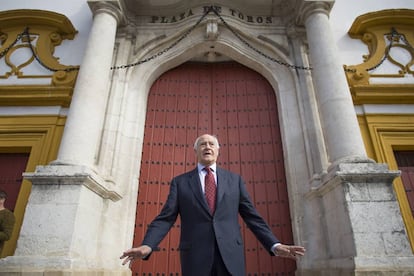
0,9 -> 80,107
344,9 -> 414,85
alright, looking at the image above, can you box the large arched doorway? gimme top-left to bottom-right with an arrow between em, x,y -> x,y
133,62 -> 295,275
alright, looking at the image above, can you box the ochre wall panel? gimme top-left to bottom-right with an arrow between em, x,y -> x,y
357,114 -> 414,250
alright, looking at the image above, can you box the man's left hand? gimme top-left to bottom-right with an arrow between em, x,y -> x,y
275,244 -> 306,260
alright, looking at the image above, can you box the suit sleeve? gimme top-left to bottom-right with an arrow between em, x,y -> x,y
141,177 -> 179,256
237,175 -> 280,255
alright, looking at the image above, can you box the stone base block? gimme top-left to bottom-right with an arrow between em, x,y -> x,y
299,268 -> 414,276
0,270 -> 130,276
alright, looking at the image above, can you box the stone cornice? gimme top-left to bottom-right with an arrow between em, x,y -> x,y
24,164 -> 122,202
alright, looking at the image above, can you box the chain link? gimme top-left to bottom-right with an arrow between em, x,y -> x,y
399,29 -> 414,51
111,6 -> 212,69
0,30 -> 23,59
23,28 -> 79,72
365,28 -> 398,72
210,7 -> 312,70
111,6 -> 312,70
344,67 -> 356,73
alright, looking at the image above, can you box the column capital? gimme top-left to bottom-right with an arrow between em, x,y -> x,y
296,0 -> 334,26
87,0 -> 124,26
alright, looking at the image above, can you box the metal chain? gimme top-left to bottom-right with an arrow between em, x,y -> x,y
23,28 -> 79,72
111,6 -> 213,70
0,30 -> 24,59
111,5 -> 312,70
365,28 -> 398,72
399,30 -> 414,51
210,7 -> 312,70
343,67 -> 356,73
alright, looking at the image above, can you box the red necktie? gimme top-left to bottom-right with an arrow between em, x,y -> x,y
204,167 -> 216,213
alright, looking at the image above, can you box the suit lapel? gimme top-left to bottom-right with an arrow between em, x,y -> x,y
188,166 -> 229,216
216,167 -> 227,210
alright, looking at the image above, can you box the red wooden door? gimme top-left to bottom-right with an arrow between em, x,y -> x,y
395,151 -> 414,217
0,152 -> 29,211
133,62 -> 295,275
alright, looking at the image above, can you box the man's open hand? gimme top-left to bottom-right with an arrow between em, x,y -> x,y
275,244 -> 306,260
120,245 -> 152,267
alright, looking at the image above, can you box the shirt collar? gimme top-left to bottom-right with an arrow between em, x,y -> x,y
197,163 -> 217,173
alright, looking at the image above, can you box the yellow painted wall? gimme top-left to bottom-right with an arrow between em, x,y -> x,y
358,114 -> 414,251
348,9 -> 414,252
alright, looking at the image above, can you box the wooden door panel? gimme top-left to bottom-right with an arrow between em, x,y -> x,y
0,153 -> 29,211
400,169 -> 414,215
134,62 -> 295,275
395,151 -> 414,216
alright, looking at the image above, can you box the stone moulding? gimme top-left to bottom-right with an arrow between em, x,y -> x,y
307,162 -> 400,198
23,164 -> 122,202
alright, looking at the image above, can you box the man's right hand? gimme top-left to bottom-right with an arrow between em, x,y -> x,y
120,245 -> 152,267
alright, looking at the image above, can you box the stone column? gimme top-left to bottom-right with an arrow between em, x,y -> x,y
287,27 -> 329,186
56,1 -> 121,167
300,0 -> 370,170
22,1 -> 123,201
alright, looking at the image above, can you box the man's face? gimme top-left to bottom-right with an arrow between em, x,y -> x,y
195,135 -> 219,166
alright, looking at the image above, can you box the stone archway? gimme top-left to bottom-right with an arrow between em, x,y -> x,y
133,61 -> 296,275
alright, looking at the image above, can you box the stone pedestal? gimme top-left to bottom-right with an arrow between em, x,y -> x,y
0,165 -> 126,275
301,163 -> 414,276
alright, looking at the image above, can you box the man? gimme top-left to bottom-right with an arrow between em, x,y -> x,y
0,190 -> 15,256
121,134 -> 305,275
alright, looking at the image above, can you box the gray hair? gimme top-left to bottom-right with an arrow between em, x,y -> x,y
0,190 -> 7,199
193,134 -> 220,150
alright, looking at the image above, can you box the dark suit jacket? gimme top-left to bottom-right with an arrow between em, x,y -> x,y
142,166 -> 280,275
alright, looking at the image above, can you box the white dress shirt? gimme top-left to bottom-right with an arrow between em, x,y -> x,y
197,163 -> 217,193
